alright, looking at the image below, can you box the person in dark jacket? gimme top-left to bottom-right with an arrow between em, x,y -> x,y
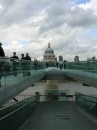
0,42 -> 5,87
10,52 -> 18,59
10,52 -> 19,76
25,53 -> 31,76
21,54 -> 26,76
25,53 -> 31,61
0,42 -> 5,57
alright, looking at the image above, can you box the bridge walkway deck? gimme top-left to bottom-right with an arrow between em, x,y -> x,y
20,102 -> 97,130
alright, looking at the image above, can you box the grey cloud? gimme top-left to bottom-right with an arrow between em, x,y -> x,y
39,18 -> 65,33
0,0 -> 16,16
65,7 -> 97,27
39,2 -> 97,34
1,0 -> 96,31
39,1 -> 72,33
0,0 -> 50,27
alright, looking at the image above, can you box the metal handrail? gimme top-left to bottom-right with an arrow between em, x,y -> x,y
0,97 -> 38,121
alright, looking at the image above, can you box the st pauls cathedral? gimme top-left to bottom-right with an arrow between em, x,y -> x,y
43,42 -> 56,62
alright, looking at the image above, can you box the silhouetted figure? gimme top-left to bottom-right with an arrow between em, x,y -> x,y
59,61 -> 63,70
56,62 -> 59,68
0,42 -> 5,87
10,52 -> 19,76
21,53 -> 25,60
35,92 -> 40,101
21,54 -> 26,77
46,62 -> 49,68
63,60 -> 66,69
25,53 -> 31,76
0,42 -> 5,57
34,59 -> 38,70
25,53 -> 31,60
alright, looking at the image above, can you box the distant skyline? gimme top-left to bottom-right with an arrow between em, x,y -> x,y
0,0 -> 97,61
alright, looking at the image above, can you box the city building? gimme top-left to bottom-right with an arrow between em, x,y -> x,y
59,55 -> 63,61
43,42 -> 56,62
87,56 -> 96,61
74,55 -> 79,62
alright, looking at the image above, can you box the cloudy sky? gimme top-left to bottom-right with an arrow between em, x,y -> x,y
0,0 -> 97,61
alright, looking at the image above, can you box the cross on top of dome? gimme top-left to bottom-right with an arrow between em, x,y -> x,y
44,42 -> 54,54
48,42 -> 51,48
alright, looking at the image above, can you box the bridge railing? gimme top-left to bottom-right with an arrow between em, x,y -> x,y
75,92 -> 97,118
0,57 -> 47,104
66,60 -> 97,71
0,95 -> 39,130
0,57 -> 46,90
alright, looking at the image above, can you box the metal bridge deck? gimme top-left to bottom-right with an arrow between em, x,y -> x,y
20,102 -> 97,130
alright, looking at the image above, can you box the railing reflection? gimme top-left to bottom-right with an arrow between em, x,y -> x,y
75,92 -> 97,118
0,57 -> 46,92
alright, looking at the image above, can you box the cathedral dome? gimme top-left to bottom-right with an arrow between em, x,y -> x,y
45,48 -> 54,54
45,43 -> 54,54
43,42 -> 56,62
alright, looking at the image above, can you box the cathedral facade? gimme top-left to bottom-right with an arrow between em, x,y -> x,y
43,42 -> 56,62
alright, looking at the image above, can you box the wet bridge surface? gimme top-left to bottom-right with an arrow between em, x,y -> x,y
20,102 -> 97,130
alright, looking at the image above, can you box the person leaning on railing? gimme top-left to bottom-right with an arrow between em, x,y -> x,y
0,42 -> 5,87
25,53 -> 31,76
10,52 -> 19,77
21,53 -> 26,77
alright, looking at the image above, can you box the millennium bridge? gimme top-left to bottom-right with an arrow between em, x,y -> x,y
0,57 -> 97,130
